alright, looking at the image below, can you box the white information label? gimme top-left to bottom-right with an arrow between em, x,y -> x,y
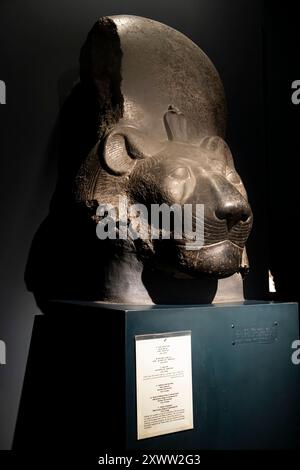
135,330 -> 193,440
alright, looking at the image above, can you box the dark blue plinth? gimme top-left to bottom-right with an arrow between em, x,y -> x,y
14,301 -> 300,450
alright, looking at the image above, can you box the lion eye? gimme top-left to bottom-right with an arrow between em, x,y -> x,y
170,167 -> 190,180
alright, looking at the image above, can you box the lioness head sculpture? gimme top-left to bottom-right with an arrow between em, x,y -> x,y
26,15 -> 253,305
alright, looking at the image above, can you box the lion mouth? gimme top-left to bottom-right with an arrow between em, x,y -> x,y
175,240 -> 244,278
175,239 -> 241,250
151,238 -> 244,279
166,213 -> 252,251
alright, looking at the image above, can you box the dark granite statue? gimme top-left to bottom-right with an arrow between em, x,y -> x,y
26,16 -> 253,305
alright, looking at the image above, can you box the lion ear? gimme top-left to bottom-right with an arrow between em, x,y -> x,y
199,135 -> 235,168
102,127 -> 159,176
102,132 -> 136,176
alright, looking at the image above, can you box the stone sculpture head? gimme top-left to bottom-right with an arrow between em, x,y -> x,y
26,15 -> 253,305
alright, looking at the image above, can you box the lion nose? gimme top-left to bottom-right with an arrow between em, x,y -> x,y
215,195 -> 252,230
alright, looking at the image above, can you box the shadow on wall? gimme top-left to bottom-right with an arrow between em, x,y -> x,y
25,80 -> 106,304
25,20 -> 125,306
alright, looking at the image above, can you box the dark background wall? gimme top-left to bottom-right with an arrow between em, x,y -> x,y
263,1 -> 300,305
0,0 -> 293,449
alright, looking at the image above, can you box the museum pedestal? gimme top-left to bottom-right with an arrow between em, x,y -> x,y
13,301 -> 300,450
